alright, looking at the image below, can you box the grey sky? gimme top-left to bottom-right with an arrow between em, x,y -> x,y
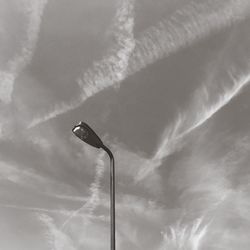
1,0 -> 250,249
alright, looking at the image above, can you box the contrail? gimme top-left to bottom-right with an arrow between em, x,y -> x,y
137,29 -> 250,181
30,187 -> 89,203
61,152 -> 105,230
137,71 -> 250,181
156,71 -> 250,159
0,203 -> 108,221
39,214 -> 77,250
39,193 -> 88,203
77,0 -> 136,95
29,0 -> 135,128
0,0 -> 48,104
0,160 -> 88,202
28,0 -> 250,128
127,0 -> 250,74
0,203 -> 79,217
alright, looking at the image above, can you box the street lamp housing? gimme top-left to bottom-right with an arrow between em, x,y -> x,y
72,121 -> 103,148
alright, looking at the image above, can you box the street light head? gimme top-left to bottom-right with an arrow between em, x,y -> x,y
72,122 -> 103,149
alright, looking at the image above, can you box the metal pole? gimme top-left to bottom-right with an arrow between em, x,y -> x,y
102,145 -> 115,250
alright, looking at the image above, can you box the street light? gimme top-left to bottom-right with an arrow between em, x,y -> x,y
72,121 -> 116,250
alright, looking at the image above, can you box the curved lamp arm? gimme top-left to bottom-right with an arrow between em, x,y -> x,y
101,144 -> 115,250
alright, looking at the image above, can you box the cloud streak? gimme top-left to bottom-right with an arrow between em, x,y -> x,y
147,70 -> 250,175
136,23 -> 250,181
29,0 -> 135,127
28,0 -> 250,128
0,204 -> 84,217
0,159 -> 92,203
61,152 -> 105,230
0,0 -> 48,104
127,0 -> 250,74
39,214 -> 77,250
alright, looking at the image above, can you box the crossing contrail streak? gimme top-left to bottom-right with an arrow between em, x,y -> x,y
28,0 -> 250,128
39,214 -> 77,250
57,0 -> 136,228
0,160 -> 89,202
155,72 -> 250,159
61,152 -> 105,230
29,0 -> 135,128
137,46 -> 250,181
0,0 -> 48,104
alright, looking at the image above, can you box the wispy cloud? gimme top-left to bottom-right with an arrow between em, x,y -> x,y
159,218 -> 209,250
29,0 -> 135,127
127,0 -> 250,74
2,1 -> 250,249
175,136 -> 250,249
0,72 -> 15,104
0,159 -> 49,185
28,0 -> 250,128
38,193 -> 168,250
39,214 -> 77,250
0,204 -> 84,217
39,212 -> 111,250
78,0 -> 136,93
0,159 -> 90,203
0,0 -> 48,104
32,134 -> 250,249
136,70 -> 250,181
136,23 -> 250,181
61,152 -> 106,230
209,188 -> 250,249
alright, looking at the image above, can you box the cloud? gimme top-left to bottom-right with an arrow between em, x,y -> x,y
0,159 -> 50,185
164,133 -> 250,248
127,0 -> 250,74
0,204 -> 85,217
39,212 -> 111,250
110,141 -> 162,193
2,2 -> 250,249
29,0 -> 135,127
39,214 -> 77,250
78,0 -> 136,91
0,0 -> 48,104
209,189 -> 250,250
61,152 -> 106,230
159,218 -> 209,250
0,157 -> 92,203
0,72 -> 15,104
137,70 -> 250,181
38,193 -> 168,250
28,0 -> 250,128
136,19 -> 250,181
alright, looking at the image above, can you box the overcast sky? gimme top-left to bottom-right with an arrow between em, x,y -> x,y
1,0 -> 250,249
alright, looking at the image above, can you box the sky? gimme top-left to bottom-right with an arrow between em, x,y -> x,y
1,0 -> 250,249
